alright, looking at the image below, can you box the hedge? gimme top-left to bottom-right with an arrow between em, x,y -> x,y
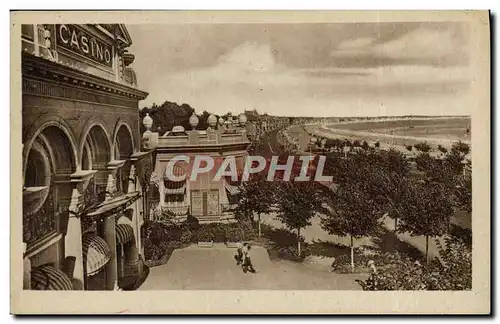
142,220 -> 257,262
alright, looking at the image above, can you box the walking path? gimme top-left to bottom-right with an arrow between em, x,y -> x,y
139,244 -> 363,290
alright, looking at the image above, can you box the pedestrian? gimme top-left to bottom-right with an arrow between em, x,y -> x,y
234,241 -> 244,265
242,243 -> 256,273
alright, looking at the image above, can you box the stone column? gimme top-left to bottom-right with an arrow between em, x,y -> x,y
126,241 -> 139,268
98,215 -> 118,290
127,165 -> 140,266
64,170 -> 97,290
65,187 -> 84,290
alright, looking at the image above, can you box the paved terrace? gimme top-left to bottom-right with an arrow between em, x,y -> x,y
139,244 -> 363,290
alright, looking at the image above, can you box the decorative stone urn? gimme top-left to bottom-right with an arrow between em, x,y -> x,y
143,113 -> 153,131
189,112 -> 199,130
207,114 -> 217,129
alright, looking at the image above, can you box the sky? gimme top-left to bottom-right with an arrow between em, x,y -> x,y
127,21 -> 473,117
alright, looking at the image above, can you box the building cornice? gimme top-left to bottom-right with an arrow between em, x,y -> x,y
22,52 -> 148,100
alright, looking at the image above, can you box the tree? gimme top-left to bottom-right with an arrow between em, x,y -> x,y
414,141 -> 432,153
274,180 -> 328,256
398,180 -> 454,263
414,152 -> 452,184
139,100 -> 209,133
197,110 -> 212,130
321,180 -> 382,271
437,145 -> 448,154
444,142 -> 470,177
321,151 -> 384,271
236,172 -> 275,237
365,149 -> 410,232
452,141 -> 470,156
453,171 -> 472,214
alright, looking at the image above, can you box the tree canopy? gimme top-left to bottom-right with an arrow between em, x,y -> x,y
139,100 -> 217,133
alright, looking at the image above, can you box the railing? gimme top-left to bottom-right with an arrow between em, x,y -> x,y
161,204 -> 189,216
23,186 -> 57,247
158,130 -> 249,147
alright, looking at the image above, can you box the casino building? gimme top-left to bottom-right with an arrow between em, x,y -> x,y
142,112 -> 251,224
21,24 -> 154,290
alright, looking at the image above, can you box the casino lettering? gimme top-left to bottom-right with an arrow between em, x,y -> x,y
57,24 -> 113,67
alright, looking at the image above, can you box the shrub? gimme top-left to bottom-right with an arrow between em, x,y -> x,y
192,222 -> 257,243
144,239 -> 169,262
186,214 -> 200,231
179,228 -> 193,245
330,247 -> 387,273
356,236 -> 472,290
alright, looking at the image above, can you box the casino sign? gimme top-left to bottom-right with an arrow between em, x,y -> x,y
56,24 -> 113,68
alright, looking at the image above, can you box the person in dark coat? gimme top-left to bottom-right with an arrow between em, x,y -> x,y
242,244 -> 256,273
234,241 -> 244,265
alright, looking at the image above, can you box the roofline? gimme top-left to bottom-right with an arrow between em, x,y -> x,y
119,24 -> 133,47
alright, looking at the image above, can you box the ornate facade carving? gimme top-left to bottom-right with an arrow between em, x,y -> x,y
23,78 -> 137,109
22,52 -> 148,100
23,186 -> 56,245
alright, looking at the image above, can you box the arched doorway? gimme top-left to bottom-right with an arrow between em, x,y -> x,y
115,124 -> 134,160
23,125 -> 77,252
114,124 -> 134,194
81,125 -> 111,201
81,125 -> 111,172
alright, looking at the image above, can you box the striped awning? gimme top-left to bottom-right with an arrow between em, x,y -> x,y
164,184 -> 186,195
164,163 -> 187,181
31,265 -> 73,290
82,234 -> 111,276
85,192 -> 140,220
225,183 -> 241,195
116,223 -> 134,244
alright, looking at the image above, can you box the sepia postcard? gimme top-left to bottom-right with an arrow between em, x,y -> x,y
10,10 -> 490,314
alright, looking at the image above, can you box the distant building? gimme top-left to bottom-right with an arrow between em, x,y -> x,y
143,112 -> 251,224
244,109 -> 259,122
22,24 -> 152,291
